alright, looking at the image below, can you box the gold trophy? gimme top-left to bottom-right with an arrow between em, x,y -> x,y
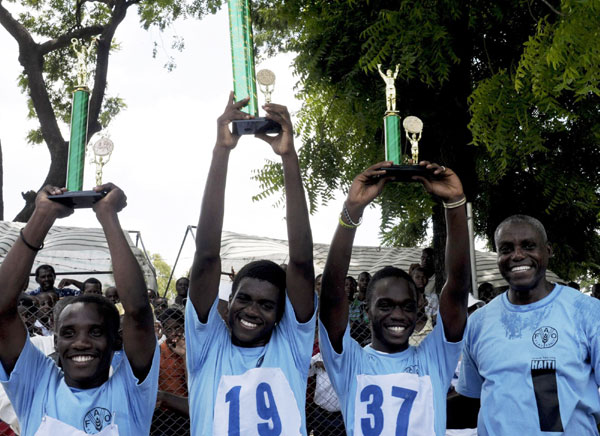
90,134 -> 114,186
403,116 -> 423,164
256,69 -> 276,104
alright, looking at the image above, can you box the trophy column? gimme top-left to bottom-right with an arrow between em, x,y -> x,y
384,112 -> 401,164
66,86 -> 90,191
227,0 -> 281,135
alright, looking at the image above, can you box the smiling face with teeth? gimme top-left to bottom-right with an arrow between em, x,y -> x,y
56,302 -> 119,389
367,276 -> 418,353
495,218 -> 553,304
228,277 -> 282,347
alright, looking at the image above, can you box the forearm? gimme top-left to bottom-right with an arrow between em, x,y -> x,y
189,146 -> 230,318
444,203 -> 470,296
321,212 -> 359,349
97,211 -> 149,315
282,151 -> 313,269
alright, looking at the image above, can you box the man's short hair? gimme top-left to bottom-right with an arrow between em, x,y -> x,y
83,277 -> 102,287
54,294 -> 122,350
366,266 -> 417,306
494,215 -> 548,245
232,260 -> 286,321
35,264 -> 55,278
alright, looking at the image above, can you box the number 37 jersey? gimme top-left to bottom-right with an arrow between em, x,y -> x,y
185,294 -> 316,436
319,316 -> 462,436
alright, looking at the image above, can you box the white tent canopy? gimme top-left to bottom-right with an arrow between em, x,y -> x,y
218,230 -> 562,290
0,221 -> 157,292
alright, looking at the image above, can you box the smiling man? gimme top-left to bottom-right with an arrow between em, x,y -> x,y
185,94 -> 315,435
0,184 -> 159,435
457,215 -> 600,435
319,161 -> 470,436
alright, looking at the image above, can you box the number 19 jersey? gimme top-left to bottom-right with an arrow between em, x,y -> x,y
319,315 -> 461,436
185,294 -> 316,435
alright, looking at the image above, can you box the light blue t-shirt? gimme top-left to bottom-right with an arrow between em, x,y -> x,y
319,314 -> 461,436
457,285 -> 600,435
0,337 -> 160,435
185,293 -> 316,435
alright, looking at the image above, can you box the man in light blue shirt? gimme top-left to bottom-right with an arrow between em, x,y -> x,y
457,215 -> 600,435
186,95 -> 316,435
0,183 -> 159,435
319,161 -> 471,436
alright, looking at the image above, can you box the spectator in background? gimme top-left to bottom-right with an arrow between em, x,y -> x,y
28,265 -> 80,298
153,297 -> 168,318
315,273 -> 323,296
148,289 -> 158,305
476,282 -> 495,304
152,308 -> 189,436
408,266 -> 434,346
357,272 -> 370,302
82,277 -> 102,295
105,287 -> 124,315
307,352 -> 345,436
16,295 -> 41,338
34,292 -> 56,336
174,277 -> 189,307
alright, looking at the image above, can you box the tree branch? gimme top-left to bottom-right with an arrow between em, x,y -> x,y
40,25 -> 105,55
539,0 -> 564,16
88,0 -> 132,136
0,2 -> 34,47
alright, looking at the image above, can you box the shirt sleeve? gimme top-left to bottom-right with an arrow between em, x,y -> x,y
318,319 -> 361,411
0,337 -> 56,419
185,296 -> 229,373
456,321 -> 483,398
275,293 -> 318,376
115,341 -> 160,430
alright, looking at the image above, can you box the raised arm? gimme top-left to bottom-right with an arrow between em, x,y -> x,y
0,187 -> 72,374
377,64 -> 386,80
189,93 -> 251,323
256,104 -> 314,322
320,162 -> 391,352
92,183 -> 155,380
414,162 -> 469,342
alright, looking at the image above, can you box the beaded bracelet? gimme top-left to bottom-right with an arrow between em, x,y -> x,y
339,215 -> 358,229
342,202 -> 362,227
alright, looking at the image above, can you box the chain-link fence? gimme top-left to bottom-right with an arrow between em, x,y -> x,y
0,271 -> 501,436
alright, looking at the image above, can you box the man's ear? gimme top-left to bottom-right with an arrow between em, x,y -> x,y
113,335 -> 123,351
547,243 -> 553,258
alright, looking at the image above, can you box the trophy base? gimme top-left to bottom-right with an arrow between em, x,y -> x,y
48,190 -> 106,209
381,165 -> 429,182
232,117 -> 282,135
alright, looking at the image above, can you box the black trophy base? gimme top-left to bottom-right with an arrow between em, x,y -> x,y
381,165 -> 429,182
232,117 -> 281,135
48,190 -> 106,209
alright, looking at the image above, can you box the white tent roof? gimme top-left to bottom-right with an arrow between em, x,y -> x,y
0,221 -> 157,292
219,230 -> 562,289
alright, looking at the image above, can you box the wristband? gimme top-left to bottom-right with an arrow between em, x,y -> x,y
443,196 -> 467,209
20,228 -> 44,252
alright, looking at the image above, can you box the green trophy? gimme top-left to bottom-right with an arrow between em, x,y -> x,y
227,0 -> 281,135
49,37 -> 106,207
377,64 -> 427,181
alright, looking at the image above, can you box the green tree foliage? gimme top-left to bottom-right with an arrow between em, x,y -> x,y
236,0 -> 600,282
150,252 -> 176,299
0,0 -> 221,220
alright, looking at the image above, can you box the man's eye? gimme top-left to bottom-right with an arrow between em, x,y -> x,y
61,330 -> 74,338
90,328 -> 103,337
499,246 -> 512,254
261,303 -> 275,311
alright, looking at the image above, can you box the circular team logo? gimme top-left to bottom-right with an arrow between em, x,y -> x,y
83,407 -> 112,434
532,326 -> 558,349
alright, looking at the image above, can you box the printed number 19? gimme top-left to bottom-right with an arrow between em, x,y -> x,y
360,385 -> 417,436
225,383 -> 282,436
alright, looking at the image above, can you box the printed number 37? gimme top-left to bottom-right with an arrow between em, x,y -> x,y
360,385 -> 417,436
226,383 -> 282,436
